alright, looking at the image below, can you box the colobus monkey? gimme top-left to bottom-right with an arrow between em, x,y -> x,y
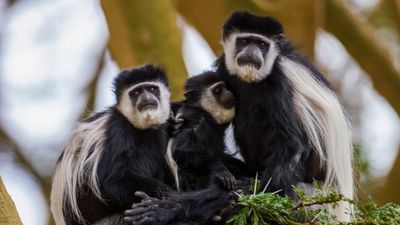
51,65 -> 175,225
167,71 -> 237,191
124,73 -> 250,225
215,11 -> 354,221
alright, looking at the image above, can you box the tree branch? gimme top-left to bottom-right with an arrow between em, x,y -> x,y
0,176 -> 22,225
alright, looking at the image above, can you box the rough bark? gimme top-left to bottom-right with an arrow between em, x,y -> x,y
374,150 -> 400,204
101,0 -> 187,100
0,176 -> 22,225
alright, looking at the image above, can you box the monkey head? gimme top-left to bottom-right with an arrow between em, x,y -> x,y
222,11 -> 284,82
184,71 -> 235,124
114,64 -> 171,129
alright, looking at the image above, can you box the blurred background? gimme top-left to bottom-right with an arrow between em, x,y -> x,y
0,0 -> 399,224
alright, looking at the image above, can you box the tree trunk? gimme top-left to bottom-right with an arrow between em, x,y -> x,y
101,0 -> 187,100
374,150 -> 400,204
0,176 -> 22,225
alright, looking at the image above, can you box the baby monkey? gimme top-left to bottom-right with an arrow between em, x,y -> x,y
168,71 -> 237,192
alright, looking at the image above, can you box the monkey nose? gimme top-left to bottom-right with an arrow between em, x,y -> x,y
137,99 -> 158,112
237,54 -> 262,69
223,95 -> 236,109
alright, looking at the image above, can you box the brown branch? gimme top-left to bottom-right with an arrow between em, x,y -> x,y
0,176 -> 22,225
325,0 -> 400,116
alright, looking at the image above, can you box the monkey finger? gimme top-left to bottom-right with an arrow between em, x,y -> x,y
133,215 -> 156,225
131,201 -> 151,208
175,117 -> 184,123
125,211 -> 156,222
124,206 -> 155,217
232,178 -> 237,189
229,176 -> 237,189
135,191 -> 152,200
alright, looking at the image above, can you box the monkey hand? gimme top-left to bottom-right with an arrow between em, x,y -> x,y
124,191 -> 182,225
215,169 -> 237,190
235,178 -> 251,195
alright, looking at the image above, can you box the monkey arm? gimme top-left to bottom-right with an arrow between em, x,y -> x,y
257,137 -> 307,198
124,184 -> 236,225
99,169 -> 176,210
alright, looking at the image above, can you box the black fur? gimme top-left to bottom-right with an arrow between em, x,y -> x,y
60,66 -> 175,225
121,12 -> 334,225
123,73 -> 249,225
114,64 -> 168,103
222,11 -> 283,40
171,72 -> 236,191
217,11 -> 328,196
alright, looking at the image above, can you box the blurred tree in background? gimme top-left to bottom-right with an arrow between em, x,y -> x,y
0,0 -> 399,224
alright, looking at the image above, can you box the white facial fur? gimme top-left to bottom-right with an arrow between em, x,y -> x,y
117,81 -> 171,129
200,82 -> 235,124
223,32 -> 279,82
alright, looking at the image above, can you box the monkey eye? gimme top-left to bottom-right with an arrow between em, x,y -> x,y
259,41 -> 269,49
237,38 -> 248,46
133,89 -> 141,96
213,87 -> 222,95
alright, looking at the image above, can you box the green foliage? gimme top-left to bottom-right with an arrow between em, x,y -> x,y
227,181 -> 400,225
350,199 -> 400,225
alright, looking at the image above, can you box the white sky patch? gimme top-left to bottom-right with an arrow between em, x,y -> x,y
0,0 -> 108,176
181,18 -> 217,76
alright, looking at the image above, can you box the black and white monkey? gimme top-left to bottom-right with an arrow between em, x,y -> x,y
167,71 -> 237,191
215,11 -> 354,220
123,12 -> 354,224
124,73 -> 250,225
50,65 -> 175,225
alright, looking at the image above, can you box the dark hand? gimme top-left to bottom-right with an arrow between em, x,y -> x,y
124,192 -> 181,225
215,169 -> 237,190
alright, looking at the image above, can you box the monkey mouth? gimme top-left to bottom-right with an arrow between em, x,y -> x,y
237,57 -> 262,70
222,99 -> 235,109
137,102 -> 158,112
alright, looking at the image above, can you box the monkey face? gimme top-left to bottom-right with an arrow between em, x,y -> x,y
200,81 -> 236,124
129,84 -> 160,112
210,82 -> 235,109
223,32 -> 279,82
235,36 -> 269,70
118,81 -> 170,129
